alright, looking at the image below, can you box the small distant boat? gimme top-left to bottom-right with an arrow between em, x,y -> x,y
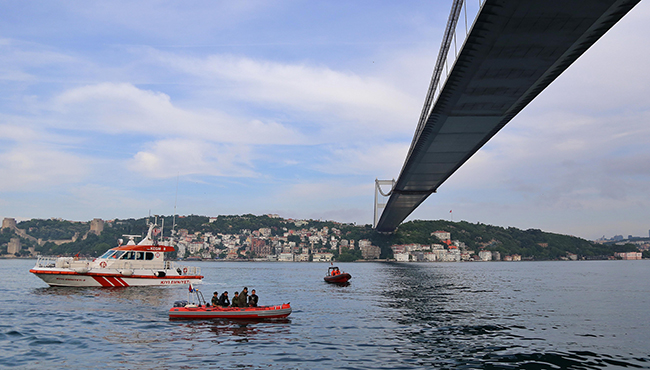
324,265 -> 351,284
30,219 -> 203,287
169,286 -> 291,320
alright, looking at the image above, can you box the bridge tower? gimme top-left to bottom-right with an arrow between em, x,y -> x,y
373,179 -> 395,229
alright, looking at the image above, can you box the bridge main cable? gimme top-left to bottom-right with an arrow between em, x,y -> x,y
410,0 -> 465,156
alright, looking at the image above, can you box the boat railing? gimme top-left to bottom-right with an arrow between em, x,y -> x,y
35,256 -> 58,268
35,256 -> 91,270
166,261 -> 201,276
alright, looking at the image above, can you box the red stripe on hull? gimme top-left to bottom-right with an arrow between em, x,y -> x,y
93,276 -> 113,287
105,276 -> 127,287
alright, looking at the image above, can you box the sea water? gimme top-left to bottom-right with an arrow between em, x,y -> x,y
1,259 -> 649,369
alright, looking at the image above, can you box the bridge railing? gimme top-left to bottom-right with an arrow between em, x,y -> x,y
411,0 -> 486,153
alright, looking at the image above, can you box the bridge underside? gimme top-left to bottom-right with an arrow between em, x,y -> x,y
376,0 -> 640,233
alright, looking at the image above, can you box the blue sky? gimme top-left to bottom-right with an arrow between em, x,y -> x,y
1,1 -> 648,240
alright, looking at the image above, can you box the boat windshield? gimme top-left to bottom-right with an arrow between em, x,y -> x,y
99,250 -> 117,259
111,251 -> 125,259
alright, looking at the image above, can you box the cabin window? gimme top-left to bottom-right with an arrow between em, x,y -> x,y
112,251 -> 125,259
136,252 -> 144,260
99,250 -> 116,259
122,251 -> 135,260
145,252 -> 154,260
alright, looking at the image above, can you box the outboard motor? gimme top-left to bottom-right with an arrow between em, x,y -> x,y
173,300 -> 189,307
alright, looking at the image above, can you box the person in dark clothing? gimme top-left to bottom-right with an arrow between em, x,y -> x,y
239,287 -> 248,308
232,291 -> 240,307
218,291 -> 230,307
248,289 -> 259,307
211,291 -> 220,306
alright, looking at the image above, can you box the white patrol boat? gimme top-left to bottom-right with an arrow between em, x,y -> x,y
30,221 -> 203,287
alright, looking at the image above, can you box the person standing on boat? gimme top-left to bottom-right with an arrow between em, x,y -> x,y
232,291 -> 240,307
211,292 -> 220,306
248,289 -> 259,307
218,291 -> 230,307
239,287 -> 249,308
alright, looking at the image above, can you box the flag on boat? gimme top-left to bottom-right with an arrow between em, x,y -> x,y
189,284 -> 195,293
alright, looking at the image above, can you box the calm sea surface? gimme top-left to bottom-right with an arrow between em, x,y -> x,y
1,259 -> 649,369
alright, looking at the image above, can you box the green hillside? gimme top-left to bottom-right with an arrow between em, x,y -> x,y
1,215 -> 643,260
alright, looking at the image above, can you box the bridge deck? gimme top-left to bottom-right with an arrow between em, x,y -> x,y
376,0 -> 640,233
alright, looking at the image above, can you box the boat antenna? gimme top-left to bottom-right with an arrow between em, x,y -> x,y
173,173 -> 179,234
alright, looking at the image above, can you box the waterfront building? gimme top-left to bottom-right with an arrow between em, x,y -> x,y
226,249 -> 239,260
394,252 -> 410,262
360,244 -> 381,259
278,252 -> 294,262
423,252 -> 437,261
251,238 -> 271,257
615,252 -> 642,260
313,252 -> 333,262
296,252 -> 310,262
478,250 -> 492,261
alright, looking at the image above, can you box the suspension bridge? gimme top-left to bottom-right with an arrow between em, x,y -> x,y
374,0 -> 640,233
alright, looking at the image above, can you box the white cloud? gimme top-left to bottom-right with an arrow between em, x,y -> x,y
155,52 -> 420,135
268,180 -> 374,224
0,123 -> 41,142
0,145 -> 89,191
127,138 -> 256,178
51,82 -> 305,145
316,142 -> 410,177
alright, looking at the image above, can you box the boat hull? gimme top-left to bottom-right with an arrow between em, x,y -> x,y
169,304 -> 292,320
30,268 -> 202,287
324,273 -> 351,284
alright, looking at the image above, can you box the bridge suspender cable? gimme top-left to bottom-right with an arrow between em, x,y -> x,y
410,0 -> 465,155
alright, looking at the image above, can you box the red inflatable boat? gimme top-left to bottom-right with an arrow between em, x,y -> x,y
324,266 -> 351,284
169,303 -> 292,320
